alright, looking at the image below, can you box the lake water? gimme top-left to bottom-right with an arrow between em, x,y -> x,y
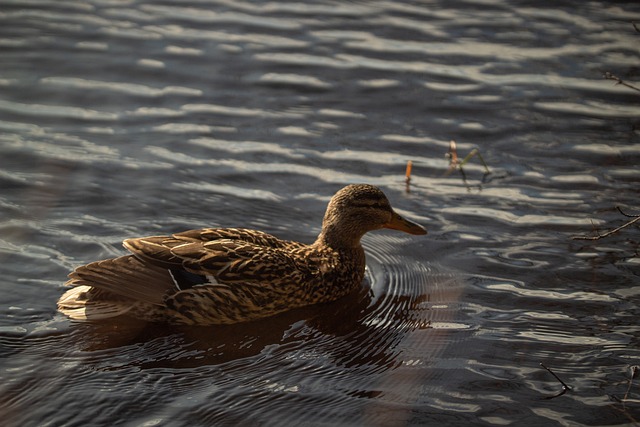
1,0 -> 639,426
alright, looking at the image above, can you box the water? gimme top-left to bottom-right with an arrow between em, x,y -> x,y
1,0 -> 639,425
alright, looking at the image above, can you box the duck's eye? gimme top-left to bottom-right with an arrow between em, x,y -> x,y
372,202 -> 389,210
351,201 -> 389,210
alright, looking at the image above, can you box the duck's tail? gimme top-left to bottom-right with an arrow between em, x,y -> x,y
58,255 -> 175,322
57,285 -> 134,321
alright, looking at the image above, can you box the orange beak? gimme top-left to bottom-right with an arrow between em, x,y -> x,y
384,211 -> 427,235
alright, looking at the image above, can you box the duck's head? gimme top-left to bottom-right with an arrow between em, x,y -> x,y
316,184 -> 427,248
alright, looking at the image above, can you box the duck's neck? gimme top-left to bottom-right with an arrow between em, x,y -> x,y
313,216 -> 367,249
314,229 -> 362,250
314,228 -> 367,282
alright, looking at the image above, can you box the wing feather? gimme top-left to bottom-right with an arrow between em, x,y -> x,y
122,228 -> 313,285
170,240 -> 308,284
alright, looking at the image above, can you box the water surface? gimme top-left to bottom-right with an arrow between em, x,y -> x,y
1,0 -> 639,426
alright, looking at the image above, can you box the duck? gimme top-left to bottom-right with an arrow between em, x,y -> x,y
58,184 -> 427,325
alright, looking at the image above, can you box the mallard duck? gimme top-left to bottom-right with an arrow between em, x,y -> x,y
58,184 -> 426,325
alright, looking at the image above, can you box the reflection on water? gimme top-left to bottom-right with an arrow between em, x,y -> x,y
1,0 -> 640,425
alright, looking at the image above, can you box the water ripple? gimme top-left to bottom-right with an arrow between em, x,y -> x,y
40,77 -> 203,98
0,99 -> 117,121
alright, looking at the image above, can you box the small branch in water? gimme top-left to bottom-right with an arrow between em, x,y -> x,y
603,72 -> 640,93
609,365 -> 640,424
618,207 -> 640,219
540,362 -> 572,399
572,207 -> 640,241
624,365 -> 639,403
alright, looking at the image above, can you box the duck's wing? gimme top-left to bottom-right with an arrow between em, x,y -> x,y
124,232 -> 312,285
122,228 -> 304,266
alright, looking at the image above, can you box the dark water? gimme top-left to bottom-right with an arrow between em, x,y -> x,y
1,0 -> 639,425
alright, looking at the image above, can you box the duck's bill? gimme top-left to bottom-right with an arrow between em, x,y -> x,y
384,211 -> 427,235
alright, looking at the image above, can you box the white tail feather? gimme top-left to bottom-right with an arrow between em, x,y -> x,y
58,286 -> 133,321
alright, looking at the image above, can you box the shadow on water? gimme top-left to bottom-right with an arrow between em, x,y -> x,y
27,252 -> 474,426
58,247 -> 468,374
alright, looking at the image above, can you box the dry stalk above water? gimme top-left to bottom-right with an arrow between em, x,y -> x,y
403,140 -> 492,193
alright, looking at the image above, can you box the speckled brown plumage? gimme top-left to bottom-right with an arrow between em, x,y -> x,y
58,184 -> 427,325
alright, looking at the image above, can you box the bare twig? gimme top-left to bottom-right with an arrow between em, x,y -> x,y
610,367 -> 640,424
617,207 -> 640,219
540,363 -> 572,399
624,365 -> 639,402
603,72 -> 640,93
572,207 -> 640,240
